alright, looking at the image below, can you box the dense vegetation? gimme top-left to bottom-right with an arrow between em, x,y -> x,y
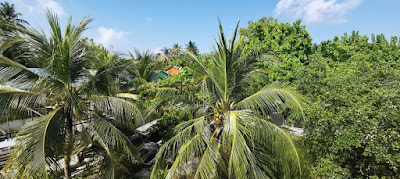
1,2 -> 400,178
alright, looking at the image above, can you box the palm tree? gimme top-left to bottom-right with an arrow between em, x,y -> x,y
0,12 -> 142,178
186,41 -> 199,56
170,43 -> 182,60
158,47 -> 172,65
150,20 -> 304,178
0,2 -> 30,66
129,49 -> 161,82
0,2 -> 28,31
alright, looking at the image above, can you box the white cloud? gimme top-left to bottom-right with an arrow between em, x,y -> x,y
95,27 -> 125,46
27,0 -> 66,16
274,0 -> 363,24
6,0 -> 66,16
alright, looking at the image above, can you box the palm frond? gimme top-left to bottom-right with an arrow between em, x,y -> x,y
0,68 -> 36,89
151,117 -> 208,179
1,108 -> 65,179
130,50 -> 160,82
223,111 -> 261,178
91,95 -> 144,127
0,56 -> 32,72
0,56 -> 39,91
236,83 -> 304,117
0,85 -> 45,121
148,86 -> 206,119
0,38 -> 25,55
85,114 -> 139,178
251,116 -> 302,178
80,58 -> 130,95
115,93 -> 140,101
192,132 -> 220,179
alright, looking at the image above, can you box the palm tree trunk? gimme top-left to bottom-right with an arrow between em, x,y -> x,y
64,108 -> 74,179
64,154 -> 71,179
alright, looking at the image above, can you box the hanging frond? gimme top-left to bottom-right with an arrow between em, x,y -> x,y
251,117 -> 302,178
0,56 -> 30,70
1,108 -> 66,179
85,114 -> 139,178
91,95 -> 144,127
236,83 -> 304,117
151,117 -> 208,179
88,114 -> 139,159
192,132 -> 221,179
0,57 -> 38,89
116,93 -> 140,101
0,67 -> 37,89
223,111 -> 261,178
0,85 -> 45,121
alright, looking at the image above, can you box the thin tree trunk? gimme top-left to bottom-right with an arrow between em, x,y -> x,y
64,108 -> 74,179
64,154 -> 71,179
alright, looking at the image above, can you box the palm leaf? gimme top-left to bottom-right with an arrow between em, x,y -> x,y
1,108 -> 65,179
251,116 -> 302,178
223,111 -> 260,178
84,114 -> 139,178
116,93 -> 140,101
151,117 -> 208,179
236,83 -> 304,117
91,95 -> 144,127
0,85 -> 45,121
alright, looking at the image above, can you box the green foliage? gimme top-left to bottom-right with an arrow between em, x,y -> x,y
238,17 -> 311,98
186,41 -> 199,56
294,32 -> 400,177
148,111 -> 192,142
310,155 -> 351,178
240,17 -> 312,61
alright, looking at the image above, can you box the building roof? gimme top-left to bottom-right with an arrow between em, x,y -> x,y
165,66 -> 181,76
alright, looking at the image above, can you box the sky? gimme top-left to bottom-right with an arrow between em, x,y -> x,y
5,0 -> 400,54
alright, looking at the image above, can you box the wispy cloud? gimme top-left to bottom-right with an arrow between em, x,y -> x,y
7,0 -> 66,16
95,27 -> 125,46
146,17 -> 153,23
26,0 -> 66,16
274,0 -> 363,24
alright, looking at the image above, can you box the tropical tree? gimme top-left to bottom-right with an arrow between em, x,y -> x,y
186,41 -> 199,56
158,47 -> 172,65
0,12 -> 142,178
129,49 -> 161,83
150,21 -> 304,178
0,2 -> 28,31
0,2 -> 30,66
171,43 -> 182,60
295,32 -> 400,178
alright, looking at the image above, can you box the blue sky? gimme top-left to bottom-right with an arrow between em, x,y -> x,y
6,0 -> 400,54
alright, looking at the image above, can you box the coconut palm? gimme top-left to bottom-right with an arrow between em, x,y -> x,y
150,20 -> 304,178
0,12 -> 142,178
158,47 -> 172,65
186,41 -> 199,56
171,43 -> 182,60
129,49 -> 161,82
0,2 -> 28,31
0,2 -> 30,66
